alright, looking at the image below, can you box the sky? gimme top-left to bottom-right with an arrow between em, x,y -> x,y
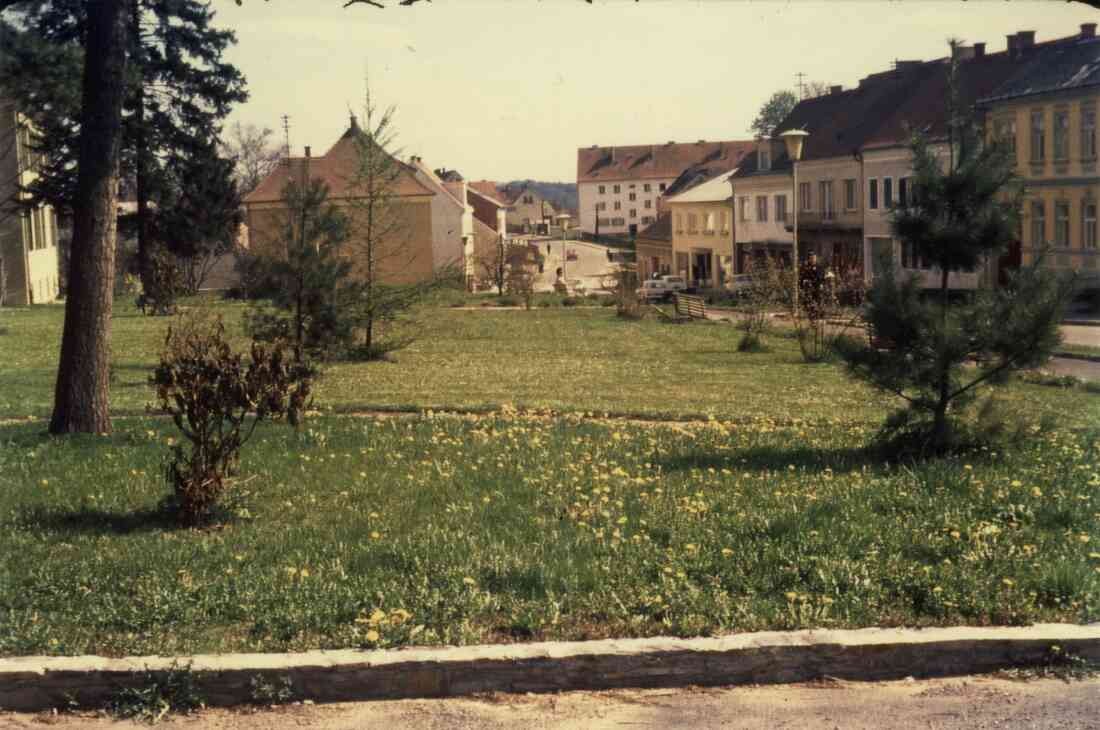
215,0 -> 1100,183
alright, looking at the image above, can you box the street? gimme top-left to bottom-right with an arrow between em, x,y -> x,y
4,677 -> 1099,729
526,238 -> 620,294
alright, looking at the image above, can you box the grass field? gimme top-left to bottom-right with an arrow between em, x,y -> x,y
1,301 -> 1096,425
0,301 -> 1098,657
1,413 -> 1097,657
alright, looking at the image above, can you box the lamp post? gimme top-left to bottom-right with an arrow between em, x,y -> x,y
780,129 -> 809,311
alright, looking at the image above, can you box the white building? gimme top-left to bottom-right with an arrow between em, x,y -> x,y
576,139 -> 753,238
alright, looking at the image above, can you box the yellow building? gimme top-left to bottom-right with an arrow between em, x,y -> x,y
979,25 -> 1100,285
666,172 -> 734,289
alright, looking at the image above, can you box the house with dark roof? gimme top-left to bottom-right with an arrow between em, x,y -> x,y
977,24 -> 1100,285
730,27 -> 1090,286
576,139 -> 754,238
242,116 -> 440,286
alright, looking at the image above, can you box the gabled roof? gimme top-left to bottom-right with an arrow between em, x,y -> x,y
666,170 -> 735,204
978,35 -> 1100,105
244,118 -> 435,204
637,211 -> 672,242
577,139 -> 754,183
468,180 -> 510,207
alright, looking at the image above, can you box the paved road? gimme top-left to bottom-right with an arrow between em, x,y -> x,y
526,238 -> 618,294
5,677 -> 1099,729
709,310 -> 1100,382
1062,324 -> 1100,349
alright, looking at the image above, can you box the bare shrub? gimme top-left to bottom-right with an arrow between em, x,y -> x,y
151,312 -> 314,525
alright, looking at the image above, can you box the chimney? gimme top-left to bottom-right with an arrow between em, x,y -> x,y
974,42 -> 986,57
667,140 -> 675,145
697,139 -> 706,144
1017,30 -> 1036,49
304,146 -> 311,158
1083,23 -> 1097,39
611,147 -> 617,162
1006,34 -> 1018,57
829,85 -> 842,95
952,44 -> 975,61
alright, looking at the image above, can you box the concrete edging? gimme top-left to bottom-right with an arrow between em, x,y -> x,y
2,624 -> 1099,711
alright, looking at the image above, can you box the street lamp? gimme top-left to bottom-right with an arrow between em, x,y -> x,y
780,129 -> 809,310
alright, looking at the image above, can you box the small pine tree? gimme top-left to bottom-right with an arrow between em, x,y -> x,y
838,53 -> 1075,453
245,178 -> 354,360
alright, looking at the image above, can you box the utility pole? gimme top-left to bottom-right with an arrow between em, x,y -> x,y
796,72 -> 807,100
282,114 -> 291,165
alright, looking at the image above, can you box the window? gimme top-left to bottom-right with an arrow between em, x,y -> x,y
611,217 -> 625,226
898,177 -> 909,208
1055,202 -> 1070,246
901,241 -> 930,270
628,192 -> 636,202
629,208 -> 637,219
643,183 -> 651,193
720,210 -> 729,232
644,199 -> 652,209
1053,109 -> 1070,161
641,215 -> 653,224
613,184 -> 621,194
1030,200 -> 1046,246
799,182 -> 812,212
868,178 -> 879,210
687,213 -> 698,233
1085,201 -> 1097,249
523,194 -> 534,204
756,195 -> 768,222
597,201 -> 606,211
675,213 -> 683,233
819,181 -> 834,219
759,147 -> 771,171
1030,110 -> 1045,163
739,196 -> 749,222
994,117 -> 1017,157
614,201 -> 621,210
1084,103 -> 1098,160
883,177 -> 893,208
598,185 -> 605,195
705,212 -> 716,232
775,194 -> 788,223
844,179 -> 857,210
659,183 -> 667,192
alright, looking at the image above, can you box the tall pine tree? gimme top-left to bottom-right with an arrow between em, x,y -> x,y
838,49 -> 1075,453
0,0 -> 246,293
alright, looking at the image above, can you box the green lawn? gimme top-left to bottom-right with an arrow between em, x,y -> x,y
1,414 -> 1097,657
1,301 -> 1097,425
0,301 -> 1098,658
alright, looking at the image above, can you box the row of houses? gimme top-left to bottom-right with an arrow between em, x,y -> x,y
600,24 -> 1100,291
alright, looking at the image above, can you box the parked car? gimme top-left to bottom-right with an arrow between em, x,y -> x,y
636,275 -> 688,302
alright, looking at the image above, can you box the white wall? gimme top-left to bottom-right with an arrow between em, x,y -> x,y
578,178 -> 671,235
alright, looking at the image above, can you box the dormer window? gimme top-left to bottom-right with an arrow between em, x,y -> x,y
758,147 -> 771,172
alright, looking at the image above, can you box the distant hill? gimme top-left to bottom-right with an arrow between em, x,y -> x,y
501,180 -> 578,213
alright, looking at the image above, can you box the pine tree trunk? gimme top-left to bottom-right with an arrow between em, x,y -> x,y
49,0 -> 129,435
932,265 -> 952,449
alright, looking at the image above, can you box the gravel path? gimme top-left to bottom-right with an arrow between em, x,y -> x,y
5,677 -> 1099,729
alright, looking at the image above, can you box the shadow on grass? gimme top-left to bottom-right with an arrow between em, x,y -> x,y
16,504 -> 178,536
657,443 -> 890,475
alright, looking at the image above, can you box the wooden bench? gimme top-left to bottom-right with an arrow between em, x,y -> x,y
674,293 -> 707,320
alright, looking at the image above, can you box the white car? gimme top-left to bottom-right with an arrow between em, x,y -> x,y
636,276 -> 687,302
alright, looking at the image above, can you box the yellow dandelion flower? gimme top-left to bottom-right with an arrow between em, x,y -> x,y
721,548 -> 734,557
365,630 -> 380,643
1002,578 -> 1015,587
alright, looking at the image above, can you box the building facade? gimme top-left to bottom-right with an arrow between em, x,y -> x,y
978,24 -> 1100,286
730,142 -> 794,274
635,212 -> 672,281
666,172 -> 735,289
242,117 -> 439,286
0,100 -> 59,306
576,140 -> 753,237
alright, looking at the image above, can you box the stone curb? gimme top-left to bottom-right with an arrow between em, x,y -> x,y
2,624 -> 1099,712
